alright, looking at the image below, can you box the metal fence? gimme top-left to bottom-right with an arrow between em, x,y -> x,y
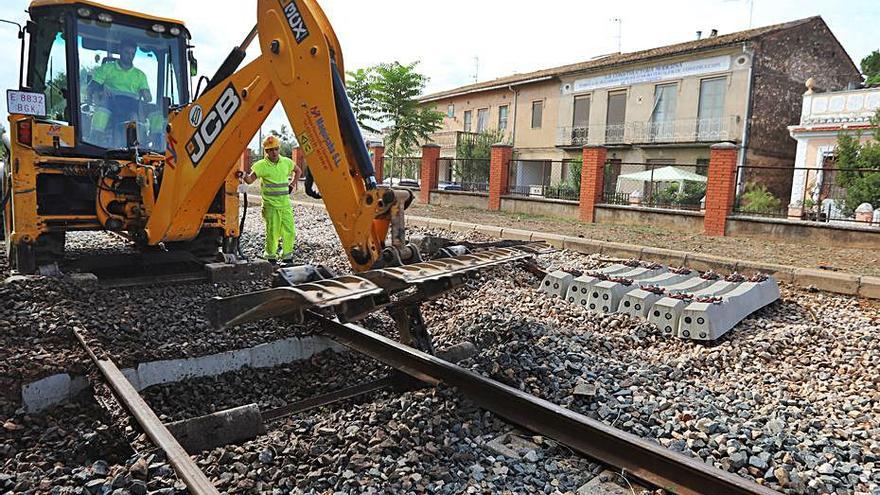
382,156 -> 421,188
601,161 -> 708,211
436,157 -> 490,192
507,160 -> 580,201
733,165 -> 880,225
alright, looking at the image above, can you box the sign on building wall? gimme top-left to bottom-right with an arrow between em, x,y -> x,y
565,55 -> 731,94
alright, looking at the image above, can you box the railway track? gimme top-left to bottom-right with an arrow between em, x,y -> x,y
73,312 -> 780,495
72,329 -> 220,495
65,243 -> 779,494
309,313 -> 780,495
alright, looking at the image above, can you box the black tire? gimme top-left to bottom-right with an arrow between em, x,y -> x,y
0,157 -> 8,242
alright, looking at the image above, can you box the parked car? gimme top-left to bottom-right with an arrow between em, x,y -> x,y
381,178 -> 420,188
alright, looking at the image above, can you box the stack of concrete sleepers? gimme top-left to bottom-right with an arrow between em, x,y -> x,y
542,263 -> 633,301
539,262 -> 779,342
585,264 -> 667,313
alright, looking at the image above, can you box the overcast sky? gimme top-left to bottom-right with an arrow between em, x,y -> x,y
1,0 -> 878,147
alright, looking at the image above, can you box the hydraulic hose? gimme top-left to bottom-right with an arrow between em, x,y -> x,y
236,191 -> 248,260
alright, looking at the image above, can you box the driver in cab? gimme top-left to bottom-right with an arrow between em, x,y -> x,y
87,39 -> 151,142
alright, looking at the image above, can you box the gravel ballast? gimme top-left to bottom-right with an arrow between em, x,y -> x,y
2,204 -> 878,494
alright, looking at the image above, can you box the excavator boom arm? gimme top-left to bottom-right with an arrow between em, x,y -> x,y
148,0 -> 394,272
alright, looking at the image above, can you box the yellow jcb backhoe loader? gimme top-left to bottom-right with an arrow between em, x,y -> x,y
3,0 -> 540,350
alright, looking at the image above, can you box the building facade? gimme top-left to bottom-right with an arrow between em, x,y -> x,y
787,84 -> 880,221
419,17 -> 860,192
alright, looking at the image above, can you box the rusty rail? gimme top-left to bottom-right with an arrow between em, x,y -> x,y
311,314 -> 780,495
73,330 -> 219,495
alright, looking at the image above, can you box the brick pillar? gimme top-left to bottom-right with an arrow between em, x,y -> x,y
239,150 -> 251,173
420,144 -> 440,203
369,144 -> 385,184
293,146 -> 305,169
579,145 -> 607,222
704,142 -> 739,236
488,143 -> 513,211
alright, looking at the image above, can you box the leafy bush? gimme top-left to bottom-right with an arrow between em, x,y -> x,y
653,184 -> 679,205
453,129 -> 505,184
740,183 -> 782,214
651,181 -> 706,207
544,183 -> 578,200
567,159 -> 582,191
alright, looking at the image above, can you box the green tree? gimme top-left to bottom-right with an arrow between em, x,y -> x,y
455,128 -> 507,160
835,109 -> 880,213
373,62 -> 443,157
453,129 -> 506,185
862,50 -> 880,86
345,68 -> 380,134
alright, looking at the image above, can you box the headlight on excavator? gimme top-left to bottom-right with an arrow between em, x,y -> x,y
76,7 -> 91,18
169,26 -> 181,36
97,13 -> 113,23
151,24 -> 166,33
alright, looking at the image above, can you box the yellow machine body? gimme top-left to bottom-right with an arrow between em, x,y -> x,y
3,0 -> 401,274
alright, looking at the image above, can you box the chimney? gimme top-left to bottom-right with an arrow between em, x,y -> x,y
696,30 -> 702,40
709,29 -> 718,38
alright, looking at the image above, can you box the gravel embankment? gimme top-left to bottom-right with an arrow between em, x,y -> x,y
3,204 -> 878,494
401,200 -> 880,277
415,233 -> 880,495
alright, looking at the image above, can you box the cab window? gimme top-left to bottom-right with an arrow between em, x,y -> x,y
26,14 -> 70,122
76,17 -> 185,152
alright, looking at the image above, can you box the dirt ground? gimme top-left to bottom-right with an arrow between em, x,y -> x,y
289,190 -> 879,277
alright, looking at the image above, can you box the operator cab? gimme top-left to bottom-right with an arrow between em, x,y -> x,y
22,0 -> 192,155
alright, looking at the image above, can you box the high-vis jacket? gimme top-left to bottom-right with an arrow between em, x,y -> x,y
252,156 -> 295,208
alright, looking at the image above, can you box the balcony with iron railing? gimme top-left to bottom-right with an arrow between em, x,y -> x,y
557,116 -> 741,147
424,130 -> 481,156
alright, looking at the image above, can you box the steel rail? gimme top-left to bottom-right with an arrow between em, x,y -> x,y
73,330 -> 220,495
311,314 -> 780,495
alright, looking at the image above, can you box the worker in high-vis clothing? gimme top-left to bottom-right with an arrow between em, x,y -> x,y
87,39 -> 152,147
241,136 -> 302,263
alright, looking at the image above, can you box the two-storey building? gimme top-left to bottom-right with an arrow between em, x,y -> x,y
420,16 -> 859,193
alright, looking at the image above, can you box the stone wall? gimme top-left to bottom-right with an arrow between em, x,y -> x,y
727,216 -> 880,249
746,17 -> 861,198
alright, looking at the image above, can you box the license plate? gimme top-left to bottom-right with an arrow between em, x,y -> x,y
7,90 -> 46,117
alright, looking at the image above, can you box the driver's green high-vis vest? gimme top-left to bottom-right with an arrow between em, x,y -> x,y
92,61 -> 149,99
91,61 -> 150,132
